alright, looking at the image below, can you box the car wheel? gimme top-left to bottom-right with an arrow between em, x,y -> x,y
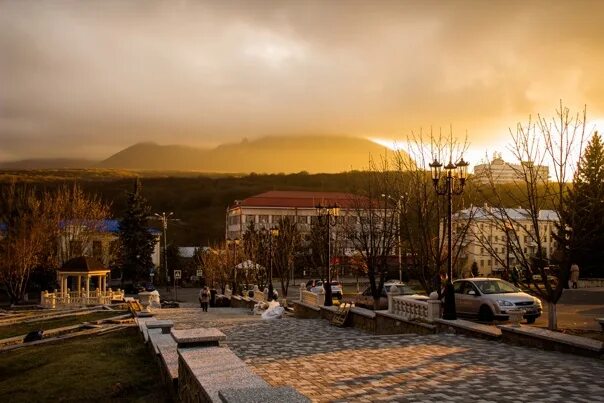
478,305 -> 494,322
526,317 -> 536,324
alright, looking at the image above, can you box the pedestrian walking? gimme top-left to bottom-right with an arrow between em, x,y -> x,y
570,263 -> 580,289
199,286 -> 210,312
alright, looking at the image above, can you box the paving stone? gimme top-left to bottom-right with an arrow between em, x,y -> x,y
154,305 -> 604,402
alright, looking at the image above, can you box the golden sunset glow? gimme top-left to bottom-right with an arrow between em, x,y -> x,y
0,1 -> 603,166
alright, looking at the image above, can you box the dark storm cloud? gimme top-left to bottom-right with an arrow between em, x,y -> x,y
1,0 -> 603,160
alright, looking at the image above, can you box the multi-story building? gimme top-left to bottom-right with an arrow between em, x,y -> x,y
449,205 -> 558,277
226,190 -> 357,242
473,154 -> 549,185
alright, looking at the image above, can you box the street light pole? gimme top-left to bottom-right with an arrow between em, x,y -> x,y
154,212 -> 173,285
429,157 -> 469,320
382,194 -> 404,282
315,203 -> 339,307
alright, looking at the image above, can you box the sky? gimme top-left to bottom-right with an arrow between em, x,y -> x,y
1,0 -> 604,164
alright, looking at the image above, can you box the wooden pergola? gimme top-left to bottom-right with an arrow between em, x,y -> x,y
58,256 -> 110,299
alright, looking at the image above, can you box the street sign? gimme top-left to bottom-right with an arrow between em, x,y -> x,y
196,269 -> 203,277
174,270 -> 182,279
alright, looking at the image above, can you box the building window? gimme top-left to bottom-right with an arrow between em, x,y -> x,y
245,215 -> 255,224
495,235 -> 499,242
297,216 -> 308,224
480,259 -> 484,267
258,215 -> 269,224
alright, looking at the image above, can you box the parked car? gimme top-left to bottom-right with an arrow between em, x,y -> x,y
310,281 -> 343,299
353,282 -> 425,310
453,278 -> 542,323
305,279 -> 322,291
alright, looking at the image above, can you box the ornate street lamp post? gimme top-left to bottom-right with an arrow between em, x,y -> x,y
315,203 -> 339,307
429,157 -> 469,320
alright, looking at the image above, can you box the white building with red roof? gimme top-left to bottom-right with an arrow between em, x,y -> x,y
226,190 -> 359,242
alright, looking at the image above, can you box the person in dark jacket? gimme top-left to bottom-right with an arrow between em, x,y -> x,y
439,270 -> 457,320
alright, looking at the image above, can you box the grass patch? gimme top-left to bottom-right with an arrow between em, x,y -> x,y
0,327 -> 168,402
0,311 -> 126,339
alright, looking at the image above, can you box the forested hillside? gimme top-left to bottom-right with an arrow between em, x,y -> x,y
0,169 -> 555,246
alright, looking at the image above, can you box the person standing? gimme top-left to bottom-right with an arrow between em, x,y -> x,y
199,286 -> 210,312
570,263 -> 580,289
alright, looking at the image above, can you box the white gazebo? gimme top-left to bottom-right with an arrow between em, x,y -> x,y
41,256 -> 124,308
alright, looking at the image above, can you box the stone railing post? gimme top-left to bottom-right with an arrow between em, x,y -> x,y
427,292 -> 441,322
387,285 -> 401,313
299,284 -> 305,302
317,288 -> 326,306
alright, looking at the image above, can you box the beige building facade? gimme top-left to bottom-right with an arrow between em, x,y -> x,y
450,206 -> 558,277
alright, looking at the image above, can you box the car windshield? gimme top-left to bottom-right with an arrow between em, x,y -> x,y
475,279 -> 519,294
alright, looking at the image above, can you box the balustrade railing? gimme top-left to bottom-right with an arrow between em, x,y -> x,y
300,290 -> 325,307
40,288 -> 124,308
388,288 -> 441,323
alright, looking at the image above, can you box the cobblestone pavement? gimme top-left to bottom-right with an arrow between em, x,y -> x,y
154,306 -> 604,402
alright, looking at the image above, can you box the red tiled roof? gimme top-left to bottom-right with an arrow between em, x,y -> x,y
235,191 -> 359,209
60,256 -> 109,272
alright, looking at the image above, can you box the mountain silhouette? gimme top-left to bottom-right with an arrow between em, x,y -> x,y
1,135 -> 411,173
97,135 -> 405,173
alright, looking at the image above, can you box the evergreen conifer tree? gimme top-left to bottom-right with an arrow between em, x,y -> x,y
118,179 -> 156,284
556,132 -> 604,277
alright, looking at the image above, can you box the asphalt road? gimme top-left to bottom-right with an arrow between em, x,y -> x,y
157,281 -> 604,331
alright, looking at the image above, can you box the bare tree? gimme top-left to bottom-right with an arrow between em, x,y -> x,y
273,216 -> 302,298
0,182 -> 52,304
47,184 -> 112,266
344,158 -> 399,309
392,130 -> 473,294
0,182 -> 112,304
241,222 -> 268,290
479,103 -> 587,329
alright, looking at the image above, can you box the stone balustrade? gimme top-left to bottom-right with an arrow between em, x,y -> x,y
388,287 -> 441,323
253,290 -> 266,302
40,288 -> 124,308
300,290 -> 326,307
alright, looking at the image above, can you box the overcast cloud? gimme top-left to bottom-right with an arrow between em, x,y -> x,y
1,0 -> 604,161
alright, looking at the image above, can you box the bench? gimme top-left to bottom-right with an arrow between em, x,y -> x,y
178,347 -> 270,402
146,320 -> 174,334
171,328 -> 226,349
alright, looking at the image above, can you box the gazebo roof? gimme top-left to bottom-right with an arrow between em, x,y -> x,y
60,256 -> 109,273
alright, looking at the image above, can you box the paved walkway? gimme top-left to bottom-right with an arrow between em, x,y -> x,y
153,305 -> 603,402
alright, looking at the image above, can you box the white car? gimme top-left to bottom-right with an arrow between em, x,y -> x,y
453,278 -> 542,323
310,281 -> 343,299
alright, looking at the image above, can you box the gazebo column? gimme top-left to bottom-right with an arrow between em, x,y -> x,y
62,276 -> 68,296
77,275 -> 82,297
85,275 -> 90,299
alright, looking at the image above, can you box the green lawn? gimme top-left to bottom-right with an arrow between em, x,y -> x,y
0,311 -> 127,339
0,327 -> 168,402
